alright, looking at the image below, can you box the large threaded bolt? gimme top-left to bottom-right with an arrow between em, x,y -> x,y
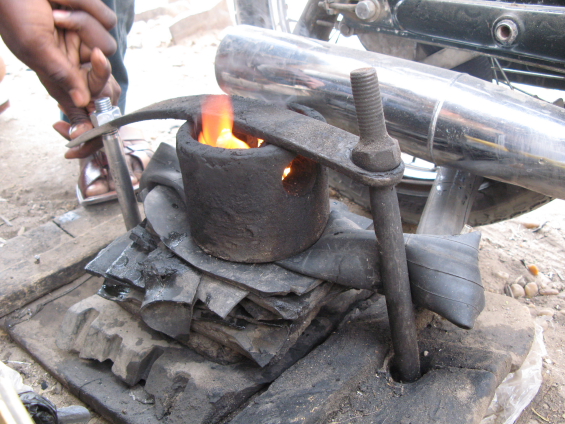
350,67 -> 401,172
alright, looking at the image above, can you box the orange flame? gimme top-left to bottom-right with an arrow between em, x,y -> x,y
199,96 -> 250,149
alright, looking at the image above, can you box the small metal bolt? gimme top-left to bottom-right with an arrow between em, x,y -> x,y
339,23 -> 354,37
356,0 -> 381,21
350,67 -> 401,172
94,97 -> 113,113
91,97 -> 121,127
494,19 -> 519,46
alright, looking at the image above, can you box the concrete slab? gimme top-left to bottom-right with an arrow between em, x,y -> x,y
0,203 -> 126,318
325,293 -> 532,424
3,276 -> 369,424
228,293 -> 530,424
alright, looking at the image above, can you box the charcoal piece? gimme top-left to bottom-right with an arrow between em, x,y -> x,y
191,296 -> 324,368
225,305 -> 288,327
239,299 -> 281,321
143,185 -> 322,296
191,318 -> 288,367
247,282 -> 335,320
98,284 -> 245,364
107,242 -> 149,289
85,231 -> 132,278
97,279 -> 145,315
130,222 -> 159,251
185,331 -> 246,365
196,274 -> 248,319
138,142 -> 186,203
140,247 -> 201,342
277,210 -> 380,291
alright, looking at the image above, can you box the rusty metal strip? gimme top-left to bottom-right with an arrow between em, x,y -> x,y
68,95 -> 403,187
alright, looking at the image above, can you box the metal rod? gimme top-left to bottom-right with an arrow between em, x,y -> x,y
370,186 -> 421,382
101,130 -> 142,230
416,167 -> 483,235
92,98 -> 141,230
350,68 -> 420,382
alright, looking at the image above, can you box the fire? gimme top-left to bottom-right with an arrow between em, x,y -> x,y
282,167 -> 291,180
199,96 -> 250,149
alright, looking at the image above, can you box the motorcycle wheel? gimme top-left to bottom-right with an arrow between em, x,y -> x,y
231,0 -> 554,226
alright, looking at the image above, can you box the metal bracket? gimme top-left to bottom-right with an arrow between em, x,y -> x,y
69,95 -> 404,188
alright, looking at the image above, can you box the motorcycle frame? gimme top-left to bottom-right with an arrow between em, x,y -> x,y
292,0 -> 565,85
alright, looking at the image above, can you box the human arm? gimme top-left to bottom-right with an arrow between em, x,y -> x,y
0,0 -> 118,110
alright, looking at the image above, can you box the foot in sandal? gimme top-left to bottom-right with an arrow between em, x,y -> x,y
76,126 -> 153,205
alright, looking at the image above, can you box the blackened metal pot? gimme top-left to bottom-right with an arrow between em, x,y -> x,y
176,121 -> 329,263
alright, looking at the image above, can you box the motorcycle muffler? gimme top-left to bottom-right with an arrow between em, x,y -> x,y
215,25 -> 565,200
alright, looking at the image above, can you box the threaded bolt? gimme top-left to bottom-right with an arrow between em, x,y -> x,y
94,97 -> 113,113
350,67 -> 401,172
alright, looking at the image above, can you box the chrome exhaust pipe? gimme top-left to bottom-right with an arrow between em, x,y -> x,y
215,26 -> 565,200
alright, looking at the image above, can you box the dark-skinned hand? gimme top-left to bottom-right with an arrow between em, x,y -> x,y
0,0 -> 117,112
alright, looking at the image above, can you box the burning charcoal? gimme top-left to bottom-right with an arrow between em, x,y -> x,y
98,279 -> 145,316
140,247 -> 201,342
247,282 -> 335,320
144,185 -> 322,296
107,242 -> 150,289
85,231 -> 132,279
130,221 -> 159,251
196,274 -> 248,319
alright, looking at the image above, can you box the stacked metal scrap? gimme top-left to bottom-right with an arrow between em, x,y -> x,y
86,184 -> 343,367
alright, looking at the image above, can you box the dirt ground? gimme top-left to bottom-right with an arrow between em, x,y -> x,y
1,12 -> 564,424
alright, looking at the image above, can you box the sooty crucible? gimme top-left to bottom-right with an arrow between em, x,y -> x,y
176,120 -> 329,263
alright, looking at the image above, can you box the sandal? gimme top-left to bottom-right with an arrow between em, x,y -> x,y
76,127 -> 154,206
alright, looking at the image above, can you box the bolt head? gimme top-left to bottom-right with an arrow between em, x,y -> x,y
356,0 -> 378,21
90,105 -> 122,127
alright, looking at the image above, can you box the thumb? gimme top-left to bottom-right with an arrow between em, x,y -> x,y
87,48 -> 112,98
